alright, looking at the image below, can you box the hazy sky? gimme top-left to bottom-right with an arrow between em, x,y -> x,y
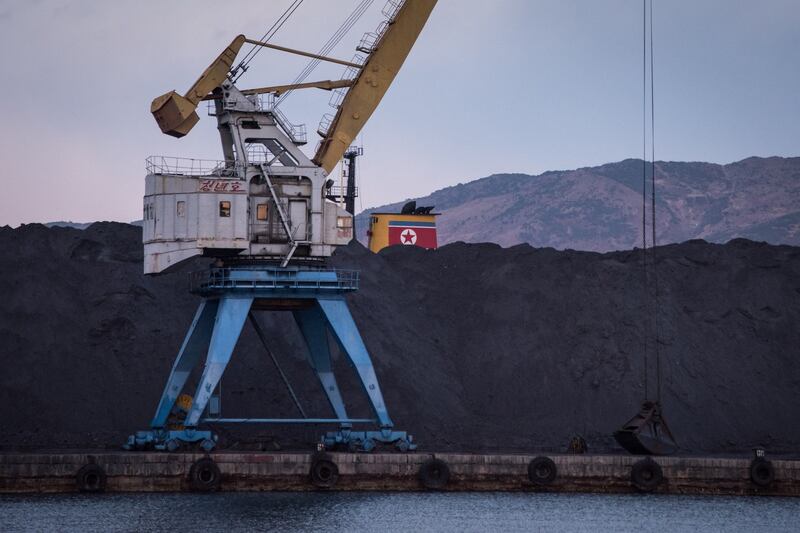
0,0 -> 798,226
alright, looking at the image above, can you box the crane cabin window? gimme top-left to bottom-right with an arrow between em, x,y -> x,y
176,201 -> 186,217
219,201 -> 231,217
256,203 -> 269,221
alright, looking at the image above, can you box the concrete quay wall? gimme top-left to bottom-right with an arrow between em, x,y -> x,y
1,452 -> 798,496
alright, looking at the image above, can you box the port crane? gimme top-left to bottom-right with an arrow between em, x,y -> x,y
127,0 -> 438,453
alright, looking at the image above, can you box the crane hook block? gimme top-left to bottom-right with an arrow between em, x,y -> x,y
151,34 -> 247,138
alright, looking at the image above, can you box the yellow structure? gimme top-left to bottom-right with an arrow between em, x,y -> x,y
151,35 -> 247,138
368,212 -> 439,252
148,0 -> 438,163
314,0 -> 438,173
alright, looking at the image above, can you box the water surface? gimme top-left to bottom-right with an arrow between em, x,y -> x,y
1,492 -> 797,532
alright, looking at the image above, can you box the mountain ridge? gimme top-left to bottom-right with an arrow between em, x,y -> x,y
356,156 -> 800,251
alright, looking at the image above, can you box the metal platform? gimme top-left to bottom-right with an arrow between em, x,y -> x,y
190,266 -> 359,296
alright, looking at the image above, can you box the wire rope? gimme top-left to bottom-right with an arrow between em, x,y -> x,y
648,0 -> 663,403
275,0 -> 375,107
640,0 -> 662,403
641,0 -> 649,401
231,0 -> 305,82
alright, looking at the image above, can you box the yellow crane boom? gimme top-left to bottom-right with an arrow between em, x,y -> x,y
150,34 -> 358,138
150,0 -> 437,153
151,35 -> 247,138
313,0 -> 437,174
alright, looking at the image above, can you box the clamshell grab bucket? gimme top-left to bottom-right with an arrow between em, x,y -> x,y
614,400 -> 678,456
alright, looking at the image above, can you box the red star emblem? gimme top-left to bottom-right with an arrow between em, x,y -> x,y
400,229 -> 417,245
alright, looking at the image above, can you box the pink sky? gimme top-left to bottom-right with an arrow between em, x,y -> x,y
1,0 -> 798,226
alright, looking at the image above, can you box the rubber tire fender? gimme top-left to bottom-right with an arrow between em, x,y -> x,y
76,463 -> 107,493
528,456 -> 557,485
418,458 -> 450,490
189,457 -> 222,492
750,458 -> 775,487
310,457 -> 340,489
631,458 -> 663,492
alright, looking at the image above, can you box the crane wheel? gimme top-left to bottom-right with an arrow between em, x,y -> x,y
631,458 -> 663,492
749,458 -> 775,487
189,457 -> 221,492
76,463 -> 107,493
310,455 -> 339,489
418,458 -> 450,490
528,456 -> 557,485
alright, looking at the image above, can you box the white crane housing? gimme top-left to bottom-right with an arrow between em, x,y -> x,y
143,81 -> 353,274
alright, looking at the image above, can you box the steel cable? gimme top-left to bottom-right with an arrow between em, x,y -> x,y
648,0 -> 663,403
231,0 -> 305,82
275,0 -> 375,107
640,0 -> 662,403
641,0 -> 649,401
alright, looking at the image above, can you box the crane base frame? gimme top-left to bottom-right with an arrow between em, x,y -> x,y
124,266 -> 415,453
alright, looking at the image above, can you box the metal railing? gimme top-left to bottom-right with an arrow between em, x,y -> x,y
257,94 -> 307,145
254,93 -> 274,111
146,156 -> 244,177
271,105 -> 308,145
190,267 -> 360,294
317,113 -> 335,138
354,0 -> 404,59
204,93 -> 307,145
382,0 -> 405,20
328,87 -> 347,109
246,144 -> 269,164
326,185 -> 359,198
357,21 -> 389,54
328,55 -> 364,110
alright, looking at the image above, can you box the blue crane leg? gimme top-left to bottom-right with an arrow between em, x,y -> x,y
293,307 -> 350,424
317,298 -> 393,428
150,300 -> 219,429
183,297 -> 253,427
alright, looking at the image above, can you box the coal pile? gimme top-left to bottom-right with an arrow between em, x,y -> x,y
1,222 -> 798,454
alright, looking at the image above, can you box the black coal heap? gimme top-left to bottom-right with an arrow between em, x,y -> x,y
1,222 -> 798,453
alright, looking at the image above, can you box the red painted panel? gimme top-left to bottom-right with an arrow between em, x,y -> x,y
388,226 -> 438,249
